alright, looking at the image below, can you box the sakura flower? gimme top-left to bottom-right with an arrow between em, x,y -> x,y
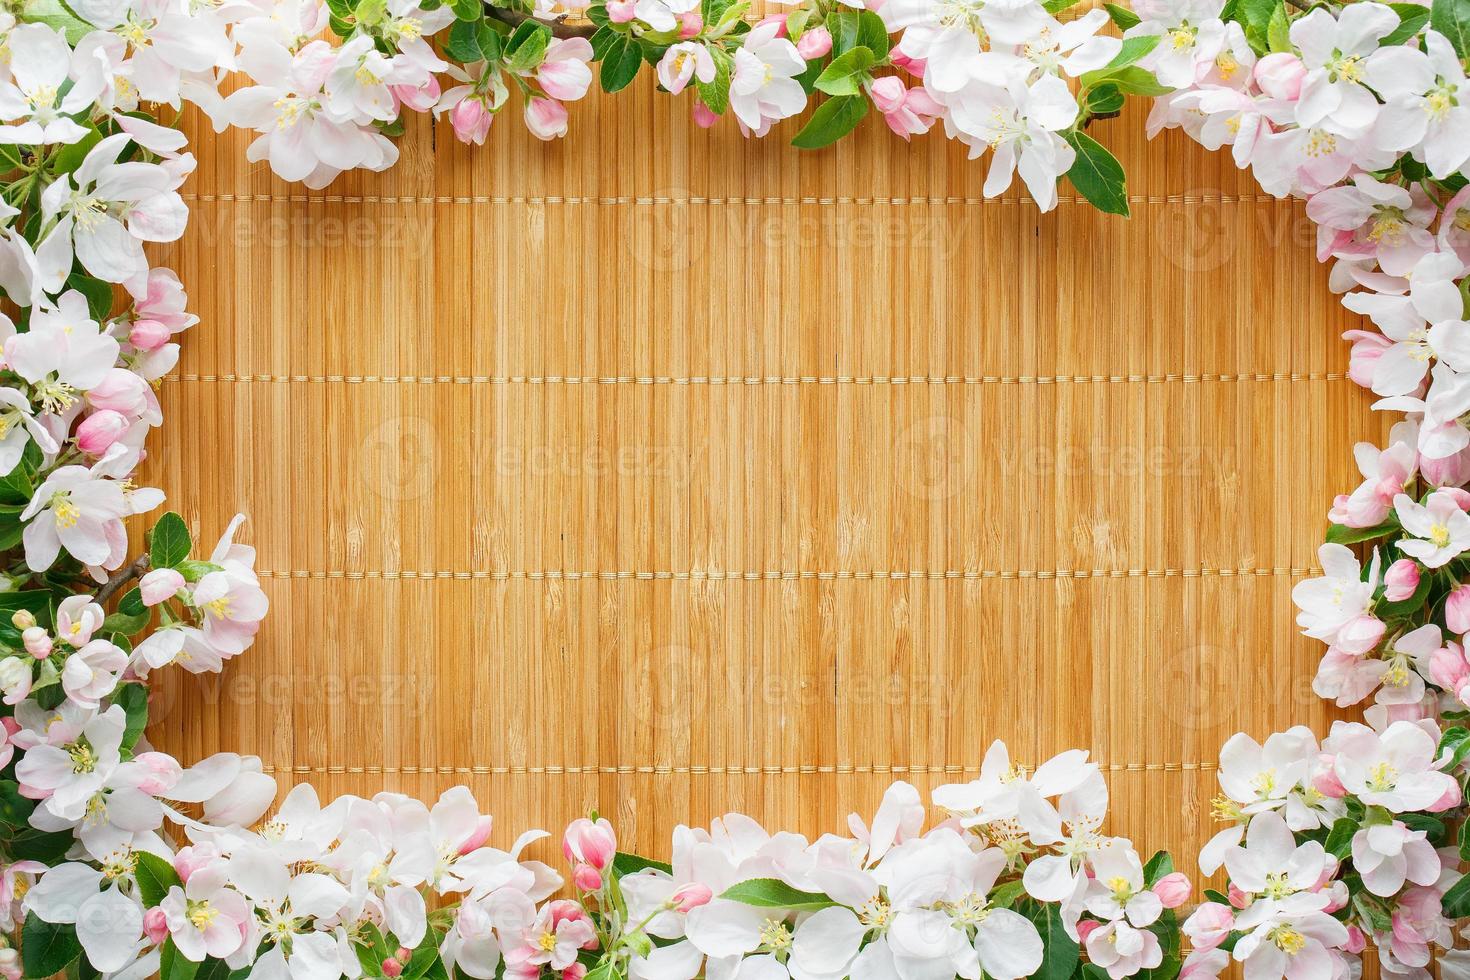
1290,3 -> 1399,137
657,42 -> 716,96
729,21 -> 807,135
7,290 -> 122,411
1086,919 -> 1164,980
14,704 -> 124,822
0,387 -> 59,476
1125,0 -> 1227,89
1395,489 -> 1470,568
226,849 -> 352,978
1084,842 -> 1164,929
22,862 -> 145,973
1328,719 -> 1458,811
1229,892 -> 1349,980
1292,543 -> 1381,645
1329,426 -> 1417,527
0,25 -> 106,145
943,76 -> 1077,210
326,34 -> 408,122
37,134 -> 190,283
60,638 -> 128,710
55,595 -> 106,649
190,564 -> 269,657
1222,811 -> 1329,903
535,38 -> 594,102
1368,31 -> 1470,179
1351,820 -> 1440,897
1372,623 -> 1441,706
19,465 -> 132,570
160,863 -> 250,961
1307,174 -> 1436,277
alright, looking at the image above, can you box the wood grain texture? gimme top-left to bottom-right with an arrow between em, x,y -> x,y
140,82 -> 1384,897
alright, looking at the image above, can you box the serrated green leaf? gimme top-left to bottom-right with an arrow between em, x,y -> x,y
1104,3 -> 1141,28
855,9 -> 890,58
1324,817 -> 1356,859
1142,850 -> 1174,885
1062,130 -> 1130,216
1098,33 -> 1160,71
161,939 -> 201,980
22,917 -> 82,977
599,35 -> 644,92
1324,518 -> 1399,544
814,46 -> 875,96
1432,0 -> 1470,56
150,512 -> 192,569
719,878 -> 834,910
115,681 -> 150,752
791,94 -> 868,149
1384,2 -> 1431,43
696,46 -> 733,114
1445,873 -> 1470,918
613,851 -> 675,876
1023,899 -> 1080,980
505,19 -> 551,70
135,849 -> 182,907
1266,1 -> 1291,52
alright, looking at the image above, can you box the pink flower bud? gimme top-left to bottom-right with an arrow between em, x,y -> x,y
392,76 -> 441,112
563,817 -> 617,869
139,568 -> 186,607
21,627 -> 50,659
692,101 -> 718,128
1344,925 -> 1367,954
457,815 -> 494,855
671,882 -> 713,912
1430,643 -> 1470,690
1182,902 -> 1234,950
1254,52 -> 1306,100
129,318 -> 172,352
1313,754 -> 1347,798
382,959 -> 403,978
1448,585 -> 1470,635
678,10 -> 702,37
1076,919 -> 1103,942
1342,330 -> 1391,390
606,0 -> 635,21
1151,872 -> 1191,909
1423,447 -> 1470,487
547,900 -> 590,928
563,966 -> 588,980
524,98 -> 569,140
143,907 -> 168,945
87,368 -> 148,416
796,25 -> 832,59
1227,883 -> 1251,909
572,863 -> 603,891
449,98 -> 492,146
868,75 -> 906,114
1383,559 -> 1420,601
76,410 -> 130,455
173,842 -> 221,884
1335,614 -> 1385,655
889,49 -> 926,78
756,12 -> 787,35
130,751 -> 183,796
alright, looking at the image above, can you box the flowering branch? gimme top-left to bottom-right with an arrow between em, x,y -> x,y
94,554 -> 152,608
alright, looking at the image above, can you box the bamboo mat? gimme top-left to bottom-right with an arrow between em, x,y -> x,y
140,81 -> 1385,893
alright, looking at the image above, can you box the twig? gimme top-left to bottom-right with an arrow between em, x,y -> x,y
96,554 -> 151,606
484,5 -> 598,38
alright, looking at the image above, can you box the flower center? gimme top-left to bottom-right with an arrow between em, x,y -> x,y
1328,53 -> 1364,84
757,919 -> 792,952
1431,523 -> 1452,548
1262,871 -> 1297,900
34,378 -> 78,414
536,929 -> 558,952
187,899 -> 219,931
1268,924 -> 1307,954
49,490 -> 80,530
1367,761 -> 1398,792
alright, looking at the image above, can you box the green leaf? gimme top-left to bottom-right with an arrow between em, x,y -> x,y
1084,82 -> 1125,117
855,9 -> 890,58
1142,850 -> 1174,886
584,964 -> 625,980
0,589 -> 53,624
1432,0 -> 1470,57
827,10 -> 859,55
447,18 -> 493,62
8,827 -> 74,863
1266,1 -> 1291,52
1234,0 -> 1278,52
791,94 -> 868,149
505,19 -> 551,71
718,878 -> 835,911
1324,518 -> 1399,545
1104,2 -> 1141,28
612,851 -> 674,877
22,917 -> 82,977
1445,873 -> 1470,918
1096,33 -> 1160,71
135,849 -> 182,907
161,939 -> 202,980
695,46 -> 733,114
1438,725 -> 1470,770
119,586 -> 147,617
1384,2 -> 1432,44
448,0 -> 480,22
1090,65 -> 1170,95
814,46 -> 875,96
1402,812 -> 1447,846
0,780 -> 35,827
1022,899 -> 1080,980
1062,130 -> 1130,216
1324,817 -> 1356,859
990,879 -> 1027,908
176,560 -> 224,583
1460,817 -> 1470,861
1044,0 -> 1082,12
115,681 -> 150,752
150,512 -> 192,569
599,35 -> 644,93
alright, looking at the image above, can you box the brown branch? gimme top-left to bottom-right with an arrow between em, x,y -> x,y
484,4 -> 598,38
96,554 -> 151,606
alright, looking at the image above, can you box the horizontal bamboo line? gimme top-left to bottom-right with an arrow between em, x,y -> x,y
258,762 -> 1223,775
180,193 -> 1288,207
255,566 -> 1317,581
169,371 -> 1346,386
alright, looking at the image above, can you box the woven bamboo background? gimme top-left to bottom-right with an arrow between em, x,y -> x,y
140,79 -> 1386,893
